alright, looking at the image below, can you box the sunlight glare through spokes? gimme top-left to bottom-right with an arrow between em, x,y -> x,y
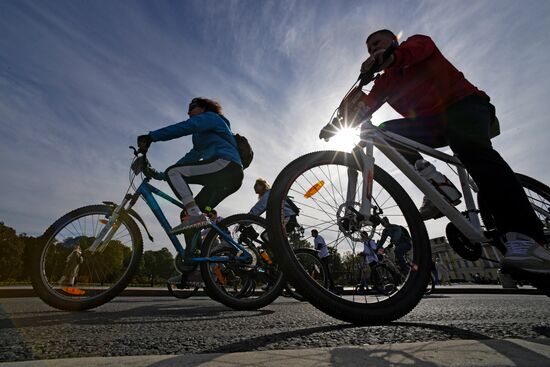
326,127 -> 360,152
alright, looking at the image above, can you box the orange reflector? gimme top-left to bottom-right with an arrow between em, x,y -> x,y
213,265 -> 226,285
260,250 -> 273,265
62,287 -> 86,296
99,219 -> 108,224
304,180 -> 325,198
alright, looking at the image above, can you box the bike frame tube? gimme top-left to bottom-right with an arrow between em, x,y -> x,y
354,120 -> 486,243
137,181 -> 186,256
136,180 -> 251,262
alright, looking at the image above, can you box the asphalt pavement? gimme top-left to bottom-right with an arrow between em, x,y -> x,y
1,338 -> 549,366
0,285 -> 550,367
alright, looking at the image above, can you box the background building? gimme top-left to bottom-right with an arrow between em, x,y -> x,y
430,236 -> 502,283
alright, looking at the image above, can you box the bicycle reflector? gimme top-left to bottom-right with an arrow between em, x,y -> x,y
304,180 -> 325,198
61,287 -> 86,296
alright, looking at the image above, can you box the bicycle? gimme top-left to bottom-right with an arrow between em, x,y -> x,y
265,51 -> 550,324
30,148 -> 285,311
283,248 -> 328,301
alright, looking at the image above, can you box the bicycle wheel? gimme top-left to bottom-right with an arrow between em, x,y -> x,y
371,264 -> 398,295
31,205 -> 143,311
266,151 -> 431,324
200,214 -> 285,310
284,248 -> 327,301
424,275 -> 436,295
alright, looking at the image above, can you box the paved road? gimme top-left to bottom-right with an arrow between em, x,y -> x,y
1,294 -> 549,363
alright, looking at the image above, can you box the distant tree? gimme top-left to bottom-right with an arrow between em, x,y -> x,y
288,231 -> 312,250
0,222 -> 25,282
141,248 -> 175,286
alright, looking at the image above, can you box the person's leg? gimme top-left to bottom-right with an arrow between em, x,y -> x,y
167,159 -> 242,263
167,159 -> 242,231
394,241 -> 411,274
321,256 -> 336,289
380,116 -> 448,164
445,97 -> 548,272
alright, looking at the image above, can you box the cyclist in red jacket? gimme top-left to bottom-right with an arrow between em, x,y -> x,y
341,29 -> 549,275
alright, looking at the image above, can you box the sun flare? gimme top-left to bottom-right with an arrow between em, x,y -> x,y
326,127 -> 360,152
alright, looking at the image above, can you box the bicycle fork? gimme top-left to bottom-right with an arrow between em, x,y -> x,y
88,195 -> 132,252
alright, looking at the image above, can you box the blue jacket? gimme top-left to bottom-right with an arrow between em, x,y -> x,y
148,112 -> 242,166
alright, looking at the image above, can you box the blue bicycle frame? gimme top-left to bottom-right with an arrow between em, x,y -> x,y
135,178 -> 252,264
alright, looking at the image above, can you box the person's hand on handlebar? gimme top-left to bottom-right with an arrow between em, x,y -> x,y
361,49 -> 395,74
137,134 -> 152,153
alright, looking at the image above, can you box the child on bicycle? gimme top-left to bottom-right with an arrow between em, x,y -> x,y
249,178 -> 298,232
137,97 -> 243,235
332,29 -> 549,275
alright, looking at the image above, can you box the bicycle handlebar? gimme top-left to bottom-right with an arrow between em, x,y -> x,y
129,146 -> 156,178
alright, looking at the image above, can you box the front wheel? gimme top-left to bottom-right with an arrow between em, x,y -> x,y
200,214 -> 285,310
31,205 -> 143,311
266,151 -> 431,324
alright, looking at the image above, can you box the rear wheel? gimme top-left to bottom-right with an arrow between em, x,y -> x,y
266,151 -> 431,324
478,173 -> 550,296
31,205 -> 143,311
200,214 -> 285,310
284,248 -> 327,301
424,274 -> 436,295
479,173 -> 550,244
371,264 -> 398,295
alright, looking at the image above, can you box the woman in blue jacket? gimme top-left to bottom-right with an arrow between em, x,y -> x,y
138,97 -> 243,234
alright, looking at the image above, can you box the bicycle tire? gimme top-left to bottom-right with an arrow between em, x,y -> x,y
31,204 -> 143,311
200,214 -> 285,310
284,248 -> 328,301
371,264 -> 399,295
166,282 -> 200,299
424,275 -> 436,295
266,151 -> 431,324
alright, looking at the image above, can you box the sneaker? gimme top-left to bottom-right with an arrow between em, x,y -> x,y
170,214 -> 209,234
501,232 -> 550,274
419,196 -> 445,221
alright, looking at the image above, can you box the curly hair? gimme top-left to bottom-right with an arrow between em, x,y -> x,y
190,97 -> 223,114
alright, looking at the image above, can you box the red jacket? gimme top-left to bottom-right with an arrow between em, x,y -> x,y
362,35 -> 489,117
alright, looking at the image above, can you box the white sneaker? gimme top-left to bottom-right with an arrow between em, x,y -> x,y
419,197 -> 444,221
170,214 -> 209,234
501,232 -> 550,274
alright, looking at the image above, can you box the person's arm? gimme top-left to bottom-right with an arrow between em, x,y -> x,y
148,113 -> 219,142
391,226 -> 403,244
249,194 -> 269,216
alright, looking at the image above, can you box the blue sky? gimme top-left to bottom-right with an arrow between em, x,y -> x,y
1,0 -> 550,251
